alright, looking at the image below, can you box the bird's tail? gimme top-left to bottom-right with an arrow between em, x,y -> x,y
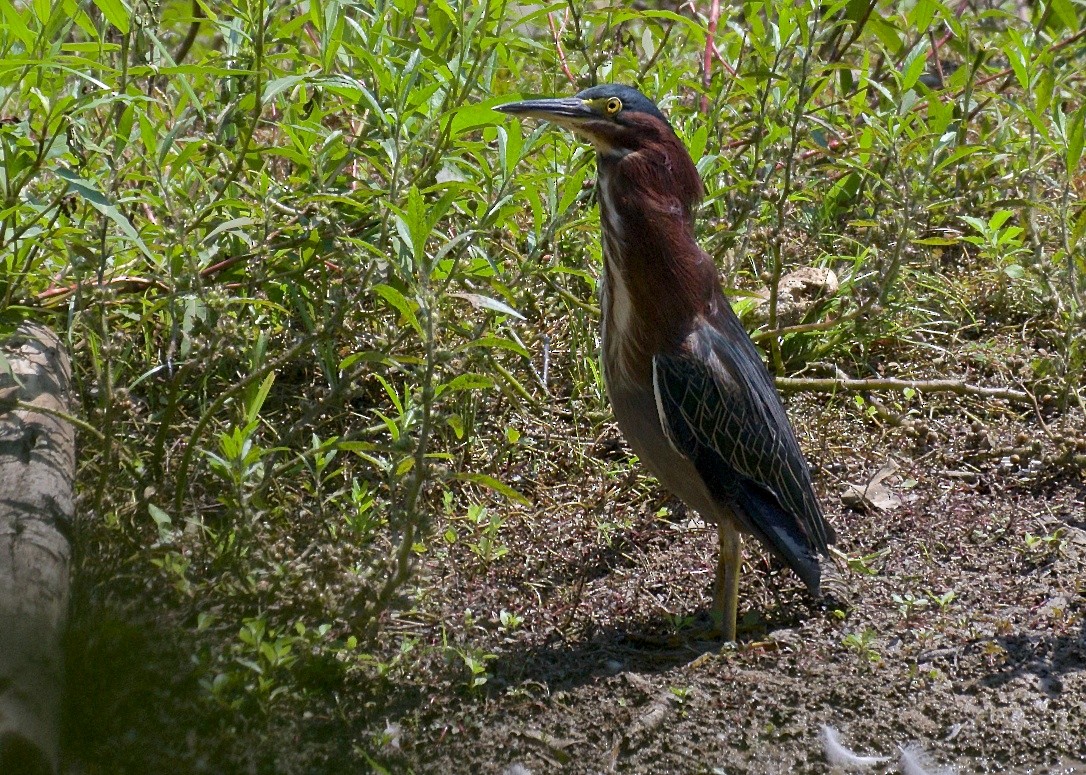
734,484 -> 824,595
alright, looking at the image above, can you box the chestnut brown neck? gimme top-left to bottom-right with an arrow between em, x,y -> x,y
597,127 -> 717,382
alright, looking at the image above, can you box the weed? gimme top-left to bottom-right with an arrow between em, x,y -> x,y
445,640 -> 498,693
498,609 -> 524,632
1023,529 -> 1066,559
842,630 -> 882,665
837,548 -> 890,577
449,503 -> 510,568
669,613 -> 697,632
892,593 -> 929,620
926,590 -> 957,612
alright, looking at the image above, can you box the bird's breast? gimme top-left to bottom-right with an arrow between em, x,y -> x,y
598,180 -> 641,387
601,257 -> 648,389
595,165 -> 702,388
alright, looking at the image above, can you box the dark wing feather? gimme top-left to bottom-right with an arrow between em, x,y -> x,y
652,305 -> 834,592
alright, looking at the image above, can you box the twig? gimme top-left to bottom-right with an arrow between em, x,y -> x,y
707,40 -> 738,78
637,20 -> 678,82
1,396 -> 107,442
750,307 -> 859,343
37,275 -> 170,302
700,0 -> 722,114
929,30 -> 946,87
775,375 -> 1031,404
771,136 -> 849,173
825,0 -> 877,65
171,0 -> 205,66
37,212 -> 366,306
549,11 -> 576,87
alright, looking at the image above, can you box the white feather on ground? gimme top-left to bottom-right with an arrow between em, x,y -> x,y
898,743 -> 957,775
820,725 -> 890,770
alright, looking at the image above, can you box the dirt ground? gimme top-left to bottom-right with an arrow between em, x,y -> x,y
62,337 -> 1086,774
367,386 -> 1086,774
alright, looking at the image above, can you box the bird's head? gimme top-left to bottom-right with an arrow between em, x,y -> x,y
494,84 -> 678,161
496,85 -> 712,372
495,85 -> 703,217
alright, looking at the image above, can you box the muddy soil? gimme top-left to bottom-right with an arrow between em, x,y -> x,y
62,348 -> 1086,774
369,395 -> 1086,774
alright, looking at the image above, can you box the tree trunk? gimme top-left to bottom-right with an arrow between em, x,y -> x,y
0,323 -> 75,775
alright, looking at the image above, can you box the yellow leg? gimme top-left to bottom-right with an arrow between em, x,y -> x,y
711,521 -> 743,641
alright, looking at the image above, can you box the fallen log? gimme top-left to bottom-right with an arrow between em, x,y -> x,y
0,323 -> 75,775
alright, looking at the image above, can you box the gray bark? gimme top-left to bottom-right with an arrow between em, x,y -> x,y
0,323 -> 75,775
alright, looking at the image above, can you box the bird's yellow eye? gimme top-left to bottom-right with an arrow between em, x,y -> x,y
606,97 -> 622,115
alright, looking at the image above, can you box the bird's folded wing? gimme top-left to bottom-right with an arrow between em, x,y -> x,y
651,321 -> 833,589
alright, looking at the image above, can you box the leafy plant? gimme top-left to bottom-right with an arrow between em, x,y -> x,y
892,592 -> 929,620
1023,529 -> 1066,558
926,590 -> 957,612
842,629 -> 882,665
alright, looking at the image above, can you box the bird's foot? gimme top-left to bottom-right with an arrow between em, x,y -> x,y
625,611 -> 761,651
701,610 -> 765,643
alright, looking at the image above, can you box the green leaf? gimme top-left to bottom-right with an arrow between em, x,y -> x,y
1066,102 -> 1085,173
1004,33 -> 1030,92
988,210 -> 1013,231
263,74 -> 308,103
336,441 -> 386,469
1048,0 -> 1077,29
55,167 -> 154,261
205,217 -> 259,244
436,373 -> 494,396
450,292 -> 525,320
450,100 -> 505,136
246,372 -> 275,425
843,0 -> 869,23
1072,209 -> 1086,251
395,456 -> 415,477
603,8 -> 706,40
824,171 -> 862,217
908,0 -> 938,31
0,1 -> 35,48
462,335 -> 530,359
373,375 -> 404,415
339,350 -> 391,371
687,122 -> 709,161
392,185 -> 434,268
1003,264 -> 1025,279
147,503 -> 173,538
372,284 -> 422,336
558,163 -> 590,214
867,14 -> 903,55
933,145 -> 980,173
912,236 -> 960,246
960,215 -> 989,233
900,41 -> 929,91
92,0 -> 130,33
454,472 -> 530,506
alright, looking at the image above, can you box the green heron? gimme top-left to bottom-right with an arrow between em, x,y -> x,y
496,85 -> 835,641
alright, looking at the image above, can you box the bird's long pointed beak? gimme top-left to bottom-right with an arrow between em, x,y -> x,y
494,97 -> 594,126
